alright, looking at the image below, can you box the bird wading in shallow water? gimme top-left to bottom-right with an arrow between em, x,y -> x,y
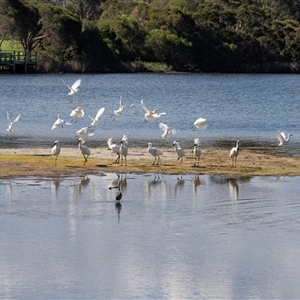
277,131 -> 292,146
147,142 -> 163,165
230,140 -> 240,167
73,137 -> 91,165
49,140 -> 60,166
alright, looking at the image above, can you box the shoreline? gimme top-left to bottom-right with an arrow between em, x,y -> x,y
0,146 -> 299,178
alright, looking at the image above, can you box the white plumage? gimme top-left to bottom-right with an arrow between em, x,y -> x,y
70,106 -> 85,121
74,137 -> 91,165
49,140 -> 60,166
119,135 -> 128,166
159,122 -> 176,139
107,138 -> 121,163
193,117 -> 207,130
76,126 -> 95,140
147,142 -> 163,165
88,107 -> 105,126
172,141 -> 185,164
277,131 -> 292,146
230,140 -> 240,167
62,79 -> 81,102
112,96 -> 133,120
141,100 -> 166,122
6,112 -> 21,132
192,138 -> 201,166
51,114 -> 72,130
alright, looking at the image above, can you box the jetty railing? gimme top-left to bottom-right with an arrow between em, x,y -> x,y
0,50 -> 37,73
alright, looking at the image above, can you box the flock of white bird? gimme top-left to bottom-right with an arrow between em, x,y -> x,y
6,78 -> 293,167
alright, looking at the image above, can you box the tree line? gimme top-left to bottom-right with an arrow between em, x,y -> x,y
1,0 -> 300,73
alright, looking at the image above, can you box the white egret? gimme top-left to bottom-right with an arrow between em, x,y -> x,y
76,126 -> 95,140
111,96 -> 134,120
230,140 -> 240,167
193,117 -> 207,130
159,122 -> 176,139
51,114 -> 72,130
6,112 -> 21,132
74,137 -> 90,165
277,131 -> 292,146
107,138 -> 121,163
119,135 -> 128,166
62,78 -> 82,102
192,138 -> 201,166
49,140 -> 60,166
172,141 -> 185,164
88,107 -> 105,126
70,106 -> 84,121
141,100 -> 166,122
147,143 -> 163,165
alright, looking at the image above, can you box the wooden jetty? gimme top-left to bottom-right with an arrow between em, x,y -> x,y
0,50 -> 37,73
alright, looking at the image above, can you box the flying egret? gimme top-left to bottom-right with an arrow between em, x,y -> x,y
192,138 -> 201,166
76,126 -> 95,141
51,114 -> 72,130
193,117 -> 207,130
73,137 -> 90,165
277,131 -> 292,146
6,112 -> 21,132
62,78 -> 82,102
88,107 -> 105,126
111,96 -> 134,120
230,140 -> 240,167
118,135 -> 128,166
172,141 -> 185,164
107,138 -> 121,163
141,99 -> 166,122
49,140 -> 60,166
70,106 -> 84,121
147,142 -> 163,165
159,122 -> 176,139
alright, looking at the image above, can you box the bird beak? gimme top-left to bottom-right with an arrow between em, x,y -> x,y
49,142 -> 56,149
72,140 -> 78,146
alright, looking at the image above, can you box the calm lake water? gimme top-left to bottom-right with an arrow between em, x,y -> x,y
0,73 -> 299,153
1,173 -> 300,299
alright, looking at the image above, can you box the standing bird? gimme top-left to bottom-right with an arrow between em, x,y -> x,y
159,122 -> 176,139
51,114 -> 72,130
193,117 -> 207,130
62,78 -> 82,102
6,112 -> 21,133
230,140 -> 240,167
70,106 -> 85,122
141,100 -> 166,122
107,138 -> 121,163
147,143 -> 163,165
119,135 -> 128,166
88,107 -> 105,126
277,131 -> 292,146
192,138 -> 201,166
49,140 -> 60,166
111,96 -> 134,120
74,137 -> 91,165
172,141 -> 185,164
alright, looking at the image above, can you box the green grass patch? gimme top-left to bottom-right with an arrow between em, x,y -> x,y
143,62 -> 173,72
0,40 -> 23,51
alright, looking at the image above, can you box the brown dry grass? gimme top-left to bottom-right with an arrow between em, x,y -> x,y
0,146 -> 299,178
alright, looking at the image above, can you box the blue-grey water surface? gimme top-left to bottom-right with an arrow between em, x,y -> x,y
1,173 -> 300,299
0,73 -> 299,152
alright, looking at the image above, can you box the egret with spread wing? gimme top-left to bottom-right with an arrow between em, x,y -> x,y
6,112 -> 21,133
88,107 -> 105,126
62,79 -> 82,102
277,131 -> 292,146
141,100 -> 166,122
51,114 -> 72,130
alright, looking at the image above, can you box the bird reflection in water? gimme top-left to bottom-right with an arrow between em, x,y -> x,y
192,175 -> 203,196
175,175 -> 185,196
228,178 -> 239,202
79,175 -> 90,194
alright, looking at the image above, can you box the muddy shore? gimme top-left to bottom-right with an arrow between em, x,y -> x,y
0,146 -> 299,178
